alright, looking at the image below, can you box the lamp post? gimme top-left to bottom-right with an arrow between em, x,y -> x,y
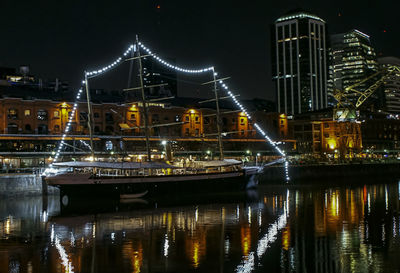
206,150 -> 212,160
256,153 -> 260,166
245,150 -> 251,166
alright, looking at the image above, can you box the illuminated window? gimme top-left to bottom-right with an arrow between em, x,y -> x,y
53,111 -> 59,118
24,110 -> 31,116
7,109 -> 18,120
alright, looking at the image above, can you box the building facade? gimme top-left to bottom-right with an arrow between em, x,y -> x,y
0,96 -> 291,168
328,29 -> 378,107
378,57 -> 400,113
272,10 -> 328,115
361,115 -> 400,152
290,118 -> 362,157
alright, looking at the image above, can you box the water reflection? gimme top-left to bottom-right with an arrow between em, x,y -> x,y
1,181 -> 400,272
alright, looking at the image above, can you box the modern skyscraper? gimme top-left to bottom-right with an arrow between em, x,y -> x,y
378,57 -> 400,113
272,10 -> 328,115
328,29 -> 378,107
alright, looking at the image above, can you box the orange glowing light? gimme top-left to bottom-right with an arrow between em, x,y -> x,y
282,226 -> 290,250
186,233 -> 206,269
240,226 -> 251,257
193,241 -> 200,268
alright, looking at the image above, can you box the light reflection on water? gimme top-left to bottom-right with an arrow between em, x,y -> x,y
1,180 -> 400,272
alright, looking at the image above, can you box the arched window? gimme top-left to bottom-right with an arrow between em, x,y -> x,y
25,124 -> 32,133
7,123 -> 18,134
37,124 -> 48,134
80,112 -> 88,121
105,126 -> 114,134
152,114 -> 159,122
105,113 -> 113,122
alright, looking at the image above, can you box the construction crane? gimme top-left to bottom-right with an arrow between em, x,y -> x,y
333,65 -> 400,120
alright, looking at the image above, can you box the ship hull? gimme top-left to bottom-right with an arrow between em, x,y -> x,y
46,170 -> 257,199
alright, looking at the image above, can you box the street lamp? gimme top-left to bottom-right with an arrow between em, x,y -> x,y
256,153 -> 260,166
206,150 -> 212,160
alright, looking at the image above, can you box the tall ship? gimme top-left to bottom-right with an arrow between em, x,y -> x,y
44,36 -> 260,199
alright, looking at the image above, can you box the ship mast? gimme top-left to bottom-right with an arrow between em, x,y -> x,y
136,35 -> 152,162
200,71 -> 231,160
84,72 -> 95,160
212,67 -> 224,160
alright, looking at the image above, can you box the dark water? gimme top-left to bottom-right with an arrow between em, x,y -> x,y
1,179 -> 400,273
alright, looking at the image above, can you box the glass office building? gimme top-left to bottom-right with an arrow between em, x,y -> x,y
272,10 -> 328,115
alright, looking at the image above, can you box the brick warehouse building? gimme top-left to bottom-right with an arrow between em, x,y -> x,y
0,94 -> 290,169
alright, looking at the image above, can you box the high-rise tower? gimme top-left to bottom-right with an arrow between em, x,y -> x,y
378,57 -> 400,113
272,10 -> 328,115
328,29 -> 378,107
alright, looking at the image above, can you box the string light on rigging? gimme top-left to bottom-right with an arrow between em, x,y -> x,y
47,44 -> 136,169
137,42 -> 214,74
46,39 -> 290,182
217,79 -> 286,157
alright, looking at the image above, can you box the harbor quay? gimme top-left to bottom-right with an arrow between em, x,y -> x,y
1,3 -> 400,271
2,159 -> 400,196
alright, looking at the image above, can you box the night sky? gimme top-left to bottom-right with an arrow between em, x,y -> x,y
0,0 -> 397,100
